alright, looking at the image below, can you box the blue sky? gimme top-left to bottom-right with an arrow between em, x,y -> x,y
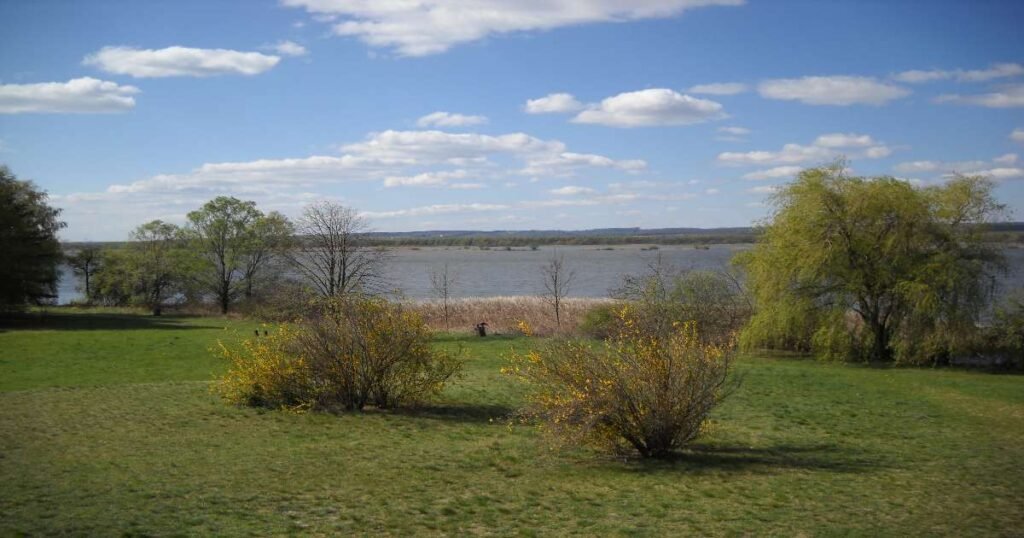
1,0 -> 1022,241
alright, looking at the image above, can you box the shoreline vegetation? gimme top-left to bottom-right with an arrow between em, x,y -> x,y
59,222 -> 1024,251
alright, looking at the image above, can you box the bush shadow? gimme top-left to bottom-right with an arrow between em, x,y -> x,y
396,403 -> 515,424
619,443 -> 881,475
0,312 -> 216,332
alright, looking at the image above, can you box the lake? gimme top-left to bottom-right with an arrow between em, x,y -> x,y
55,244 -> 1024,304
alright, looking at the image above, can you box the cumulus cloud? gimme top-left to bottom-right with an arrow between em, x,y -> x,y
688,82 -> 748,95
746,185 -> 779,194
741,165 -> 803,180
281,0 -> 744,56
893,62 -> 1024,83
524,93 -> 584,114
416,111 -> 488,128
718,126 -> 750,136
893,154 -> 1022,180
267,40 -> 308,57
719,132 -> 891,166
550,186 -> 596,195
1012,128 -> 1024,144
83,46 -> 280,77
383,169 -> 471,187
0,77 -> 139,114
934,84 -> 1024,108
758,76 -> 910,106
572,89 -> 725,127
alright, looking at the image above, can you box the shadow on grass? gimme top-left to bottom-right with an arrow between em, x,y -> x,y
394,403 -> 516,424
620,443 -> 881,475
0,312 -> 217,332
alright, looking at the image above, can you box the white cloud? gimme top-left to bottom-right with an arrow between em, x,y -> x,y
688,82 -> 748,95
522,151 -> 646,177
893,154 -> 1022,180
935,84 -> 1024,108
0,77 -> 139,114
742,165 -> 802,180
893,62 -> 1024,84
993,153 -> 1018,166
718,126 -> 750,136
416,111 -> 489,128
363,203 -> 510,219
758,76 -> 910,106
1012,128 -> 1024,144
720,132 -> 891,166
383,169 -> 470,187
268,40 -> 309,57
572,89 -> 725,127
746,185 -> 778,194
813,133 -> 877,148
524,93 -> 584,114
704,188 -> 720,195
282,0 -> 745,56
550,186 -> 596,195
83,46 -> 280,78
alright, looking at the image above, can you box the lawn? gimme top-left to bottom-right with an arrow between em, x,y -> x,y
1,310 -> 1022,536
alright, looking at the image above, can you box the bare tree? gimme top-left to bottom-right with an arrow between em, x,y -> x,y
430,263 -> 459,331
286,201 -> 388,297
541,251 -> 576,330
241,211 -> 294,299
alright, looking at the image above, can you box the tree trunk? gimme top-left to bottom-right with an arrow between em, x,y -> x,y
869,318 -> 890,362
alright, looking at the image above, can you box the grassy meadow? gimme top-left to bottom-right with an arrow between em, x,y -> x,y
1,310 -> 1023,535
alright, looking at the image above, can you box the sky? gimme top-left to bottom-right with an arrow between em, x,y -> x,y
1,0 -> 1022,241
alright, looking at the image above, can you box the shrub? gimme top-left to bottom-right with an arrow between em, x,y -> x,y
506,306 -> 736,458
215,297 -> 462,411
578,303 -> 618,339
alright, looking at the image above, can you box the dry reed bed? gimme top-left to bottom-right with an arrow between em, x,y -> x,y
410,296 -> 616,335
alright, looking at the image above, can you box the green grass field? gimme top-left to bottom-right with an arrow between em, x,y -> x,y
1,310 -> 1022,536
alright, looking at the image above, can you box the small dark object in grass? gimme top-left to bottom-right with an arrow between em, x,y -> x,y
475,322 -> 488,337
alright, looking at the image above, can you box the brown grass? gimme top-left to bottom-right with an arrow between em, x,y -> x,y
411,295 -> 616,336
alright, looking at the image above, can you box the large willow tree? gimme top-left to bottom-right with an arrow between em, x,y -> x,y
736,164 -> 1006,364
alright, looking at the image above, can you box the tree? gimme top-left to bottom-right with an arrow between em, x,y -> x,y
286,201 -> 388,298
430,263 -> 459,331
0,166 -> 66,308
736,164 -> 1006,364
91,221 -> 184,315
240,211 -> 294,300
541,251 -> 576,330
67,245 -> 101,302
184,197 -> 264,314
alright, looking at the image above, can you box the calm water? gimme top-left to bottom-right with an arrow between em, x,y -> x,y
55,244 -> 1024,304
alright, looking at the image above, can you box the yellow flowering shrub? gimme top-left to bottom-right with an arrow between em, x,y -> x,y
507,306 -> 736,458
215,297 -> 462,412
214,325 -> 311,410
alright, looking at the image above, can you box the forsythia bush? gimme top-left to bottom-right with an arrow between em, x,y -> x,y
215,297 -> 462,411
506,306 -> 736,458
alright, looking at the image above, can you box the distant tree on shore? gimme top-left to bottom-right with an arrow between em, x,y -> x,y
183,197 -> 292,314
67,245 -> 101,302
0,166 -> 66,308
92,220 -> 185,315
430,263 -> 459,331
736,163 -> 1006,364
541,251 -> 576,331
286,201 -> 388,298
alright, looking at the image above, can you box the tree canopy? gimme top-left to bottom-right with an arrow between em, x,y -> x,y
0,166 -> 66,308
736,164 -> 1006,364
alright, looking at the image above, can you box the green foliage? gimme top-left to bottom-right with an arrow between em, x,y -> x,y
184,197 -> 293,314
736,164 -> 1006,364
614,261 -> 751,344
216,297 -> 462,411
578,303 -> 618,339
0,166 -> 66,308
66,245 -> 102,302
90,221 -> 187,314
508,307 -> 736,458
